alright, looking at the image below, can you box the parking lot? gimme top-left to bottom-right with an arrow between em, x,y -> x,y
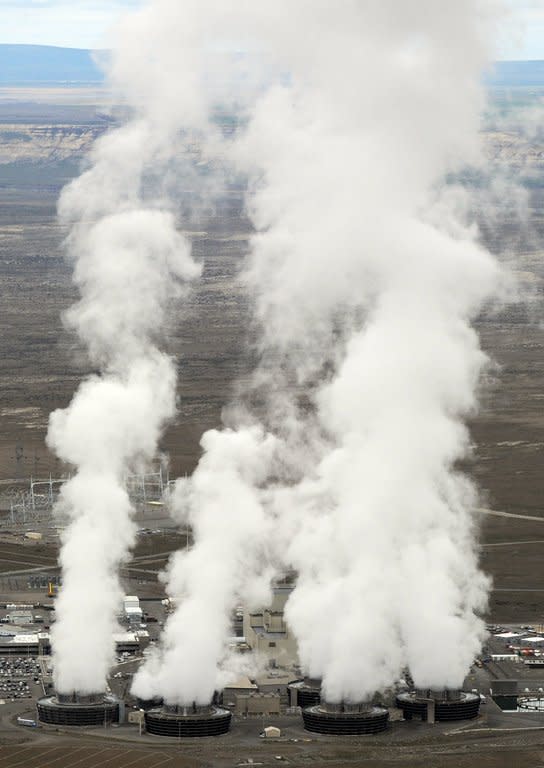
0,657 -> 41,701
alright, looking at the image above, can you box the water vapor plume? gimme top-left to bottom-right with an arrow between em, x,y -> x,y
127,0 -> 509,706
132,426 -> 277,705
46,16 -> 210,693
237,1 -> 504,702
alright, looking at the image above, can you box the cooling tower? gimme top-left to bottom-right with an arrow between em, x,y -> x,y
288,677 -> 322,708
37,692 -> 119,726
136,695 -> 164,711
144,703 -> 232,737
396,688 -> 480,722
302,700 -> 389,735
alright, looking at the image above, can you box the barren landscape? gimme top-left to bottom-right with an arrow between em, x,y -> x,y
0,91 -> 252,482
0,81 -> 544,768
1,87 -> 544,623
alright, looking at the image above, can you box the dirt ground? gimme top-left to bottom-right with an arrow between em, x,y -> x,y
1,93 -> 544,768
1,101 -> 544,620
3,712 -> 544,768
2,87 -> 544,768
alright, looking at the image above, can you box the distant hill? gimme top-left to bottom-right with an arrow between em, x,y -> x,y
486,60 -> 544,87
0,45 -> 542,90
0,44 -> 104,85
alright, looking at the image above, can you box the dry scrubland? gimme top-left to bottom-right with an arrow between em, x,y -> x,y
0,87 -> 544,768
1,91 -> 544,628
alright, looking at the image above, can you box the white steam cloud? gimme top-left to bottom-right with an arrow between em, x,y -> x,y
47,46 -> 203,692
132,426 -> 277,705
127,0 -> 507,707
48,0 -> 509,703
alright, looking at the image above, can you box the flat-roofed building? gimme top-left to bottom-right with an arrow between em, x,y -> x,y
0,633 -> 50,656
243,587 -> 298,668
234,692 -> 281,716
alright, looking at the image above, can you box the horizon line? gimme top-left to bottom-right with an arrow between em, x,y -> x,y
0,43 -> 541,65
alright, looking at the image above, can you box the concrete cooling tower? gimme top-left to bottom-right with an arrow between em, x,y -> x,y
144,702 -> 232,737
288,677 -> 322,708
302,700 -> 389,735
37,692 -> 119,726
396,688 -> 480,722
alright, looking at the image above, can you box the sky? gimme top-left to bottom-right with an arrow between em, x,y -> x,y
0,0 -> 542,60
0,1 -> 141,50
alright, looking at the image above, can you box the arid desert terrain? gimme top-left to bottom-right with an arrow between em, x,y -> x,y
1,86 -> 544,626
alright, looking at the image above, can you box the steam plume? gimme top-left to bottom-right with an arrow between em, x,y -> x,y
125,0 -> 505,705
237,1 -> 502,701
132,426 -> 277,704
46,27 -> 204,692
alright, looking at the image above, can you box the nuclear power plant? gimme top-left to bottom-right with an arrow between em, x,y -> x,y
0,582 -> 496,741
1,2 -> 537,767
3,581 -> 542,754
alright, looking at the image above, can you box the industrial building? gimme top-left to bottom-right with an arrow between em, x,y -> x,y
0,587 -> 502,742
222,675 -> 258,704
0,630 -> 148,657
0,632 -> 50,656
113,630 -> 150,654
6,610 -> 33,625
243,586 -> 298,667
232,692 -> 281,716
123,595 -> 144,628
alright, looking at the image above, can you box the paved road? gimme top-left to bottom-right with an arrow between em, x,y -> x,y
0,564 -> 59,577
0,549 -> 179,579
477,507 -> 544,522
482,540 -> 544,547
